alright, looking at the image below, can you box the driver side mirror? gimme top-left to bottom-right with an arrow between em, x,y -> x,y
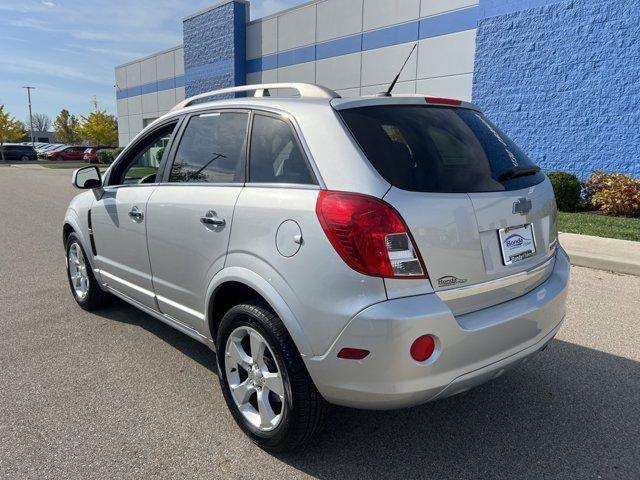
72,165 -> 102,189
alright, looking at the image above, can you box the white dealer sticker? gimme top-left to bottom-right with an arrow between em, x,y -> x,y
498,224 -> 536,265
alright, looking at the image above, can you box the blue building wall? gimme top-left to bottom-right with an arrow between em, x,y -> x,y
473,0 -> 640,179
183,0 -> 247,98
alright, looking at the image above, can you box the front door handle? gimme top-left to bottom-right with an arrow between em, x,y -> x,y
200,210 -> 226,227
128,206 -> 144,221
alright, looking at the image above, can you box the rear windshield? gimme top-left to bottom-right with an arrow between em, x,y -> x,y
339,105 -> 545,193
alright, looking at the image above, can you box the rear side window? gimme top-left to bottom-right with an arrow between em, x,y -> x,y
169,112 -> 248,183
249,114 -> 315,185
339,105 -> 545,193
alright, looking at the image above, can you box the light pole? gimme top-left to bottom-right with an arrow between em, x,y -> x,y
22,86 -> 35,148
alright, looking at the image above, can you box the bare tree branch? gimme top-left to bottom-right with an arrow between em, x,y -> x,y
29,113 -> 52,132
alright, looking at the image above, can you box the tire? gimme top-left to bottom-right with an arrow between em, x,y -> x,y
56,155 -> 63,162
65,233 -> 111,310
20,155 -> 29,161
217,301 -> 328,452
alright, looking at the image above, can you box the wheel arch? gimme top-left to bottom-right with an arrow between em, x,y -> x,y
62,222 -> 75,246
62,212 -> 96,269
206,267 -> 313,357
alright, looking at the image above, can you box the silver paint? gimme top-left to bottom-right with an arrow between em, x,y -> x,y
64,86 -> 569,409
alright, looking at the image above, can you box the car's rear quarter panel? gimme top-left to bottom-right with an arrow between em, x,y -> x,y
226,186 -> 387,356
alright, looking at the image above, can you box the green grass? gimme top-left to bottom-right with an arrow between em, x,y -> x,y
126,166 -> 157,178
42,162 -> 91,169
558,211 -> 640,242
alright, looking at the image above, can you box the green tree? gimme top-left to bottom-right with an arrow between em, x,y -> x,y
0,105 -> 27,162
77,109 -> 117,146
53,109 -> 81,144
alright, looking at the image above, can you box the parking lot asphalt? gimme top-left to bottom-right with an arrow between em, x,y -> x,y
0,165 -> 638,480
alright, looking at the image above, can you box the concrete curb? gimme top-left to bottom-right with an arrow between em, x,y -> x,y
559,232 -> 640,276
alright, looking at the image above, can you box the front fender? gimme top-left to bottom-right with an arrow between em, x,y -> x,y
63,209 -> 97,270
205,266 -> 313,357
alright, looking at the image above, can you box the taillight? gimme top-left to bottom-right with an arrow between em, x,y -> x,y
315,190 -> 427,278
425,97 -> 462,106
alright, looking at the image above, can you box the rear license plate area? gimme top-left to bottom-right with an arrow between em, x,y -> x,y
498,224 -> 536,265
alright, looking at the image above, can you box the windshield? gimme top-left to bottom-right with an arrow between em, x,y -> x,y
339,105 -> 545,193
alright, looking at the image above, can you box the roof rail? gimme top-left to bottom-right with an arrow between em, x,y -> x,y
171,83 -> 341,111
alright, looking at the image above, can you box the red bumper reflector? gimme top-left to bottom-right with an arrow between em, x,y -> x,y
337,347 -> 370,360
410,335 -> 436,362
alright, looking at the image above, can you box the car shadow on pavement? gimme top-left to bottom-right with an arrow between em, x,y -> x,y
281,340 -> 640,480
95,297 -> 219,375
95,299 -> 639,480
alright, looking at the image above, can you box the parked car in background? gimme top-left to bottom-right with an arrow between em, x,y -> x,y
0,144 -> 38,161
46,146 -> 87,161
22,142 -> 48,150
38,145 -> 62,158
83,146 -> 115,163
37,144 -> 67,158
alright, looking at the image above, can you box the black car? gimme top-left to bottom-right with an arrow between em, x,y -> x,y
1,144 -> 38,161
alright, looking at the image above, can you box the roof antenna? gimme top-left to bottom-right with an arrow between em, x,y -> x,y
379,43 -> 418,97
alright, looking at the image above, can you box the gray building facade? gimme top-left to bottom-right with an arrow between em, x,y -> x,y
115,0 -> 477,146
114,0 -> 640,179
115,45 -> 185,147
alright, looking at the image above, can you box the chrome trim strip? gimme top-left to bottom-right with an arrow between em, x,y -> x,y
104,286 -> 213,347
96,270 -> 205,321
436,256 -> 555,302
95,269 -> 156,298
156,295 -> 206,321
243,183 -> 320,190
154,182 -> 243,187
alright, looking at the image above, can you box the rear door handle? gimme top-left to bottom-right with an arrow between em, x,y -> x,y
200,210 -> 226,227
128,206 -> 144,221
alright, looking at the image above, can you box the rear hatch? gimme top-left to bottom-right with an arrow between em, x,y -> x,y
337,99 -> 558,315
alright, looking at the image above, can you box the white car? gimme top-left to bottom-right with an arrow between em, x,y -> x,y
63,83 -> 569,451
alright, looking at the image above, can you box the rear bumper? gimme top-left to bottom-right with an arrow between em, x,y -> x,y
305,247 -> 569,409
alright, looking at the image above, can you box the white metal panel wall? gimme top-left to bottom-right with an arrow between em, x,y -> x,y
115,45 -> 185,146
316,0 -> 362,42
278,4 -> 316,50
246,0 -> 478,100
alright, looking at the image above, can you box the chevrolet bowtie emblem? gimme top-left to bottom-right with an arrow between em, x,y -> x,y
513,198 -> 532,215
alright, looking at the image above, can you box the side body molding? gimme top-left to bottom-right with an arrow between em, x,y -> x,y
205,266 -> 313,357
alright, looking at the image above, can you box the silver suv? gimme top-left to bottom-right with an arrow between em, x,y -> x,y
64,83 -> 569,452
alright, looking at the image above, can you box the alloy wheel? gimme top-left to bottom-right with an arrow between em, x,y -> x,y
224,326 -> 285,432
68,243 -> 89,300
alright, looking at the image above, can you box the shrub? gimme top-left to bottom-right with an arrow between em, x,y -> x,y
96,147 -> 124,164
547,171 -> 582,212
584,171 -> 640,216
154,147 -> 164,163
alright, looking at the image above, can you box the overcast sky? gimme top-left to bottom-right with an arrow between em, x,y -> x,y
0,0 -> 303,126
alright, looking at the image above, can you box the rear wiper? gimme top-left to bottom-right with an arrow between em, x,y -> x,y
499,165 -> 541,181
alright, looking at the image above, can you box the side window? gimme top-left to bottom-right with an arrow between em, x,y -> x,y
169,112 -> 248,183
110,122 -> 177,185
249,114 -> 315,185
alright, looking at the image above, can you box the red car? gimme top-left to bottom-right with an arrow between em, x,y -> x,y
82,146 -> 113,163
46,146 -> 87,161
